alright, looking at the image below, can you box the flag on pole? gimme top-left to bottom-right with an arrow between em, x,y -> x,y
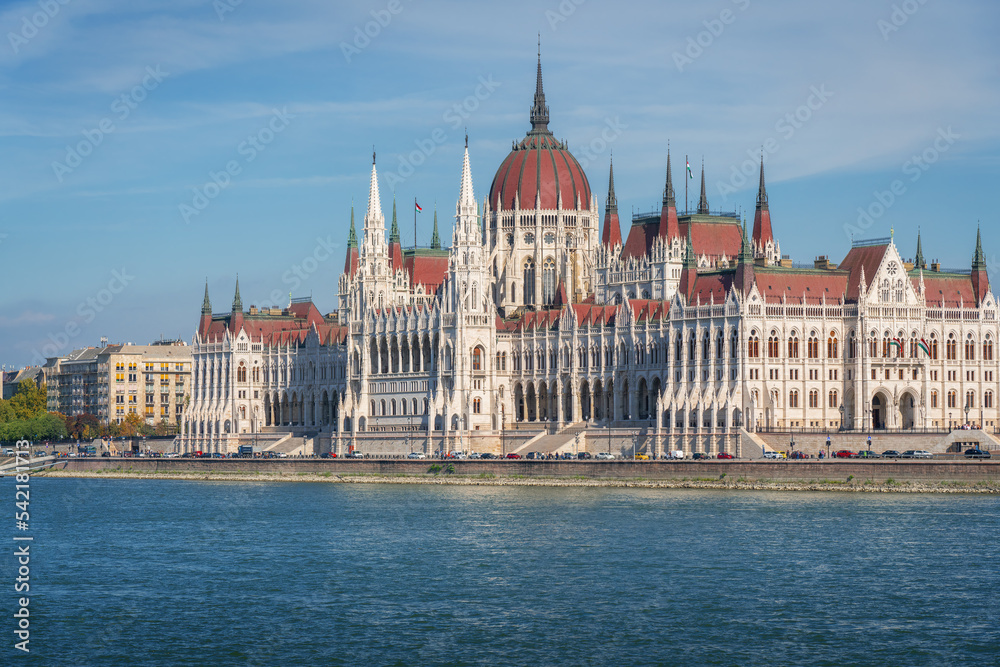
686,159 -> 693,179
415,201 -> 423,212
918,338 -> 930,356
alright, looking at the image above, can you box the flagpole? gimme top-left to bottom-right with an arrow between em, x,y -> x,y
414,197 -> 417,249
685,154 -> 688,214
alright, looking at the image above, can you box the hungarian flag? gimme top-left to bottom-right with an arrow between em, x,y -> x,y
414,201 -> 423,212
890,338 -> 902,349
918,339 -> 930,355
686,160 -> 693,179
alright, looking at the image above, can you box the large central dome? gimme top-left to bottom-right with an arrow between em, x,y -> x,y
488,56 -> 591,212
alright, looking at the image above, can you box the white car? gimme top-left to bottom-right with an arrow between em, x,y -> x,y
595,452 -> 615,460
468,452 -> 481,459
913,450 -> 933,459
407,451 -> 426,459
763,451 -> 782,459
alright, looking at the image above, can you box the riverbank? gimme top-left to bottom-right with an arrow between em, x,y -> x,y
34,468 -> 1000,493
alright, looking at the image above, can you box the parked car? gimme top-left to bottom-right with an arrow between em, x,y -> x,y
577,452 -> 593,460
913,450 -> 933,459
763,451 -> 783,460
882,450 -> 900,458
835,450 -> 854,459
595,452 -> 615,460
505,453 -> 521,459
480,452 -> 496,459
525,452 -> 543,460
692,452 -> 711,460
468,452 -> 481,459
633,452 -> 650,460
717,452 -> 734,459
857,451 -> 880,459
407,451 -> 426,459
346,451 -> 364,459
965,448 -> 992,459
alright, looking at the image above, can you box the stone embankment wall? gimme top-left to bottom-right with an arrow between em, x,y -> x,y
752,430 -> 1000,455
55,458 -> 1000,483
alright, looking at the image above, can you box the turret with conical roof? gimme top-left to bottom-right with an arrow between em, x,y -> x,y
198,279 -> 213,338
601,158 -> 622,248
232,276 -> 242,312
202,280 -> 212,315
697,160 -> 709,214
344,204 -> 360,276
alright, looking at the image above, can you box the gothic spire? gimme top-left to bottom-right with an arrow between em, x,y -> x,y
232,276 -> 242,313
389,196 -> 400,244
684,224 -> 696,268
973,226 -> 986,270
459,141 -> 475,209
739,219 -> 752,263
202,280 -> 211,315
756,153 -> 768,211
529,38 -> 550,134
697,159 -> 709,214
347,204 -> 357,248
914,229 -> 925,269
366,153 -> 383,227
431,207 -> 441,249
663,146 -> 676,208
606,155 -> 617,212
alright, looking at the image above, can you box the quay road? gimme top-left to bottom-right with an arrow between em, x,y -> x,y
53,456 -> 1000,484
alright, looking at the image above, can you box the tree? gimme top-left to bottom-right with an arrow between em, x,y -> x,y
121,413 -> 145,437
8,380 -> 47,421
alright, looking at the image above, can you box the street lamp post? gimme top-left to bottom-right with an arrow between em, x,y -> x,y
826,435 -> 831,460
789,434 -> 795,458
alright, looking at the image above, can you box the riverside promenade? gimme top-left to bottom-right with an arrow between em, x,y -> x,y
44,457 -> 1000,487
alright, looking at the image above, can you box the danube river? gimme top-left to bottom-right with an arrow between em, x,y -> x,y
7,479 -> 999,665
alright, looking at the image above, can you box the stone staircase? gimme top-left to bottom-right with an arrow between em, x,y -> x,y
515,423 -> 590,455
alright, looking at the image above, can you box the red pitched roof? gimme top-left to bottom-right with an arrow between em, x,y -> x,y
916,274 -> 978,307
838,244 -> 887,300
753,267 -> 849,304
689,273 -> 733,304
404,253 -> 449,294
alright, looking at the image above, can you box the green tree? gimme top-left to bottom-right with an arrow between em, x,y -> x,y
8,380 -> 47,421
121,412 -> 145,437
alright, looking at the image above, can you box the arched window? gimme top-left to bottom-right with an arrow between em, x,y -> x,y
768,334 -> 780,358
370,400 -> 376,415
930,335 -> 939,359
715,331 -> 724,359
473,398 -> 481,414
702,332 -> 710,359
807,334 -> 820,359
391,399 -> 397,416
471,283 -> 478,309
946,334 -> 957,360
523,258 -> 536,306
380,399 -> 387,416
931,391 -> 938,408
984,338 -> 994,361
965,335 -> 976,361
966,391 -> 976,410
472,347 -> 483,371
789,390 -> 799,408
542,258 -> 556,305
828,390 -> 838,409
947,390 -> 957,409
827,332 -> 838,359
787,334 -> 799,358
809,390 -> 818,408
748,334 -> 760,358
237,363 -> 247,383
985,391 -> 994,409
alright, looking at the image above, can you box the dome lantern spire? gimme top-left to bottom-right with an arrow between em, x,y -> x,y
529,36 -> 550,134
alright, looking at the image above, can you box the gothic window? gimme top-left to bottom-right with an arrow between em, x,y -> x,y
523,258 -> 536,306
787,334 -> 799,358
716,331 -> 724,359
524,232 -> 535,244
472,283 -> 478,309
789,390 -> 799,408
947,390 -> 957,409
809,390 -> 818,408
966,391 -> 976,411
946,334 -> 957,360
807,334 -> 820,359
827,332 -> 838,359
688,335 -> 695,361
931,391 -> 938,408
965,335 -> 976,361
985,338 -> 994,361
730,330 -> 739,359
542,258 -> 556,305
473,398 -> 481,414
986,391 -> 994,409
237,363 -> 247,383
748,333 -> 760,358
473,347 -> 483,371
768,334 -> 780,358
702,332 -> 710,359
675,336 -> 682,362
543,232 -> 555,244
828,390 -> 838,409
930,334 -> 939,359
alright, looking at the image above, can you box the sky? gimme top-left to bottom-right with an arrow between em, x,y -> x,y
1,0 -> 998,370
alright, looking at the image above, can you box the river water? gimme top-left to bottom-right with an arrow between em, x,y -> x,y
4,478 -> 999,665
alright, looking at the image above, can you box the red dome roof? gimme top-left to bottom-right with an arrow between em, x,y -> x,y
489,132 -> 592,211
487,54 -> 591,212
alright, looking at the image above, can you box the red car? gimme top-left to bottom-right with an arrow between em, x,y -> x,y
716,452 -> 734,459
505,453 -> 521,459
835,450 -> 853,458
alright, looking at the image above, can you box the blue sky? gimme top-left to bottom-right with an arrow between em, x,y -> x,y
1,0 -> 998,370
